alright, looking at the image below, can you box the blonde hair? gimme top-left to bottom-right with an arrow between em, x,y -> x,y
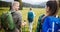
12,1 -> 19,6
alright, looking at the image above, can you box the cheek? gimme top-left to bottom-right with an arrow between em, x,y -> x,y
16,5 -> 19,9
14,6 -> 16,9
16,6 -> 19,9
45,7 -> 47,11
14,7 -> 17,9
46,7 -> 49,12
17,7 -> 19,9
18,7 -> 19,8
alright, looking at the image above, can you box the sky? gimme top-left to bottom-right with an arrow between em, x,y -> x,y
1,0 -> 49,4
22,0 -> 49,3
22,0 -> 49,4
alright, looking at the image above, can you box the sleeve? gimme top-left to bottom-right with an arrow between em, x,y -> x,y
58,18 -> 60,29
16,11 -> 22,26
33,12 -> 35,17
42,17 -> 49,32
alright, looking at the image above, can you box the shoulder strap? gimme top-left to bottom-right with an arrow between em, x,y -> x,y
56,15 -> 59,18
11,11 -> 15,14
40,14 -> 45,24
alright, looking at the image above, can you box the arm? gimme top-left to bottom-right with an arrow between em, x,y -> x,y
33,12 -> 35,17
16,11 -> 22,26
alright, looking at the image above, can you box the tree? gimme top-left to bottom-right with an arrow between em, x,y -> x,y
59,0 -> 60,7
0,1 -> 11,7
14,0 -> 23,10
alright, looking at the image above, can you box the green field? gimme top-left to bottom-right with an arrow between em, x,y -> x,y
0,7 -> 60,32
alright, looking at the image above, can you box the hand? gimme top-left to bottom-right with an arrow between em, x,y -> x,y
22,22 -> 26,26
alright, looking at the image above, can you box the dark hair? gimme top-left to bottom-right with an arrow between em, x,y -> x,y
46,1 -> 58,16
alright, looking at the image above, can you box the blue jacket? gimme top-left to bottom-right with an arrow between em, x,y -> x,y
28,11 -> 34,19
42,16 -> 60,32
28,11 -> 34,22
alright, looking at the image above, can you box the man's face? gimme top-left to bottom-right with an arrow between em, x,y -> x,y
12,2 -> 19,11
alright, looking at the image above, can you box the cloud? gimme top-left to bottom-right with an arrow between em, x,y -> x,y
22,0 -> 48,2
22,0 -> 48,4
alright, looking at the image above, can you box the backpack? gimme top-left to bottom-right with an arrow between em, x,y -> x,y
42,16 -> 60,32
36,14 -> 45,32
0,15 -> 1,30
1,12 -> 15,30
28,11 -> 34,19
28,11 -> 34,22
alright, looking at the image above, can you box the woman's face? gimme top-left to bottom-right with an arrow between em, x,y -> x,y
45,5 -> 49,13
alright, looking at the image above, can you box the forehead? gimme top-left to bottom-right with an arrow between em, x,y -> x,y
12,1 -> 19,6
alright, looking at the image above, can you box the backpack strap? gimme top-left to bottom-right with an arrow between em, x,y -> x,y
36,14 -> 45,32
56,15 -> 59,18
41,14 -> 46,24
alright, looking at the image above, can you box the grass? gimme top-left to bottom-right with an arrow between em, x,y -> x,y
0,7 -> 60,32
21,7 -> 45,32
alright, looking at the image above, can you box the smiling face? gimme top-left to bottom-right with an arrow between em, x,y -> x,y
12,1 -> 20,11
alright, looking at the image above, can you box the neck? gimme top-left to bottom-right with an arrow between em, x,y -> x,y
45,12 -> 49,16
45,13 -> 58,16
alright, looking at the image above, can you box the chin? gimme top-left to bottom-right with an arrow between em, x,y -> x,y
16,9 -> 18,11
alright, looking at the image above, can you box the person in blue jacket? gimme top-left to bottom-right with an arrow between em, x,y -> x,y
36,0 -> 59,32
27,7 -> 35,32
42,1 -> 60,32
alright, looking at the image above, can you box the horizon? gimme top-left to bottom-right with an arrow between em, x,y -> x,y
1,0 -> 49,4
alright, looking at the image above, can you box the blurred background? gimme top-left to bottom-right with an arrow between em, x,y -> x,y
0,0 -> 60,32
